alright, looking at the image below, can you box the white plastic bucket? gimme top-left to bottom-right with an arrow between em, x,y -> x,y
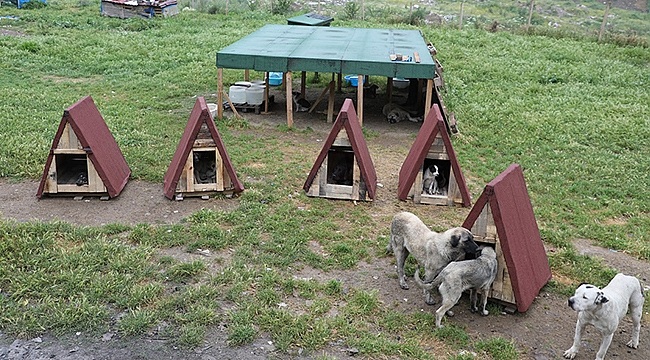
246,86 -> 265,105
229,86 -> 247,104
207,103 -> 217,118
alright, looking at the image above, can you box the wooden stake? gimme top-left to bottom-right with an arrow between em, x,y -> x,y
459,1 -> 464,30
599,1 -> 611,42
526,0 -> 534,31
223,92 -> 242,119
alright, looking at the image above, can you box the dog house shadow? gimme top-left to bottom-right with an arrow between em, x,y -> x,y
303,98 -> 377,201
163,97 -> 244,200
463,163 -> 552,313
397,104 -> 471,207
36,96 -> 130,199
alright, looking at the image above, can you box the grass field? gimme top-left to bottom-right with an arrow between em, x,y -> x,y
0,0 -> 649,358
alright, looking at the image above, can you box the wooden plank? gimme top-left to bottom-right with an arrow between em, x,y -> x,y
413,51 -> 421,63
87,157 -> 106,193
45,157 -> 57,194
424,79 -> 433,119
59,123 -> 70,149
185,151 -> 194,192
194,183 -> 218,192
447,169 -> 460,205
413,167 -> 423,203
317,160 -> 327,196
53,149 -> 86,155
351,157 -> 360,201
194,139 -> 216,147
69,123 -> 81,150
216,150 -> 224,192
356,75 -> 364,125
425,152 -> 449,161
308,82 -> 331,113
217,68 -> 224,119
56,184 -> 93,193
419,196 -> 448,206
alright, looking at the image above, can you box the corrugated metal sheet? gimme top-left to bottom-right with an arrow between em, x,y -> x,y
397,105 -> 471,206
217,25 -> 436,79
462,164 -> 552,313
303,98 -> 377,199
36,96 -> 130,198
163,97 -> 244,199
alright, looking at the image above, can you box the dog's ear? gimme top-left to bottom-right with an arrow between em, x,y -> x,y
450,234 -> 460,247
595,291 -> 609,305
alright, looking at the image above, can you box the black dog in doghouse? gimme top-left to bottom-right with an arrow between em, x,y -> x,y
193,151 -> 216,184
327,147 -> 354,186
55,154 -> 88,186
422,159 -> 449,196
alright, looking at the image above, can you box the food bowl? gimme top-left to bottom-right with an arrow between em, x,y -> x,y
392,78 -> 410,89
344,75 -> 366,87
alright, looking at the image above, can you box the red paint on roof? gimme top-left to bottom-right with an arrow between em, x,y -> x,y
303,99 -> 377,199
463,164 -> 551,312
163,97 -> 243,199
397,104 -> 470,206
36,96 -> 130,198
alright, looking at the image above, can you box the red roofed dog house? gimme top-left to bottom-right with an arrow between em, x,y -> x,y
397,104 -> 470,207
462,164 -> 551,312
303,99 -> 376,201
164,97 -> 244,200
36,96 -> 130,199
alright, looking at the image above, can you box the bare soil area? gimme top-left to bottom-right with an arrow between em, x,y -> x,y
1,89 -> 649,359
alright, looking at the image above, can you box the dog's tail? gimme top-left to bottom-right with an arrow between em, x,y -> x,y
414,267 -> 443,291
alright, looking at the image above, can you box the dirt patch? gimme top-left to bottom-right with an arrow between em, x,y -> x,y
1,90 -> 649,359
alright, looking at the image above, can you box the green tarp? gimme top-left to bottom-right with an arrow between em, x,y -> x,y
216,25 -> 436,79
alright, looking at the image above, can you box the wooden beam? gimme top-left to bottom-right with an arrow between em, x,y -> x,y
301,71 -> 307,98
263,72 -> 270,114
309,81 -> 333,113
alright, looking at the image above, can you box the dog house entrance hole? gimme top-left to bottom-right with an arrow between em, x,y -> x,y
193,150 -> 217,184
422,158 -> 450,196
327,146 -> 354,186
55,154 -> 89,186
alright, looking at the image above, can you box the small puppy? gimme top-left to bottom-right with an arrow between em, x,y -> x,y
414,246 -> 498,328
422,165 -> 447,195
382,103 -> 422,124
292,92 -> 310,112
387,211 -> 479,304
564,273 -> 644,360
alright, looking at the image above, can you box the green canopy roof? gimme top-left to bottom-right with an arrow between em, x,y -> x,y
216,24 -> 436,79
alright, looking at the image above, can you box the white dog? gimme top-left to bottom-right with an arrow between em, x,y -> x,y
564,273 -> 644,360
382,103 -> 422,124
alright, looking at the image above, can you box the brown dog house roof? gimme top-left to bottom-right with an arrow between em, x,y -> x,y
462,163 -> 551,313
397,104 -> 471,206
36,96 -> 130,198
303,98 -> 377,200
163,97 -> 244,199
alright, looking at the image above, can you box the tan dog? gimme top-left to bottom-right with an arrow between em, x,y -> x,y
564,273 -> 644,360
387,211 -> 479,304
414,246 -> 498,328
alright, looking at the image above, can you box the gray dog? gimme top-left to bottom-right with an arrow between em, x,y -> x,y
414,246 -> 498,328
387,211 -> 479,304
564,273 -> 644,360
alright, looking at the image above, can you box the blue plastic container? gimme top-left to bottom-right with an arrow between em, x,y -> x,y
344,75 -> 366,87
268,72 -> 283,86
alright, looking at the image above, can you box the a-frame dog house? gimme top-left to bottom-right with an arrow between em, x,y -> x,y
462,164 -> 551,313
163,97 -> 244,200
397,104 -> 470,207
36,96 -> 130,199
303,99 -> 377,201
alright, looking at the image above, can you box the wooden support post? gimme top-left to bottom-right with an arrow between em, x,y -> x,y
424,79 -> 433,120
387,77 -> 393,103
327,80 -> 335,123
217,68 -> 224,119
337,73 -> 342,92
357,75 -> 364,125
301,71 -> 307,98
416,79 -> 423,107
244,69 -> 250,81
263,72 -> 270,114
286,71 -> 294,127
